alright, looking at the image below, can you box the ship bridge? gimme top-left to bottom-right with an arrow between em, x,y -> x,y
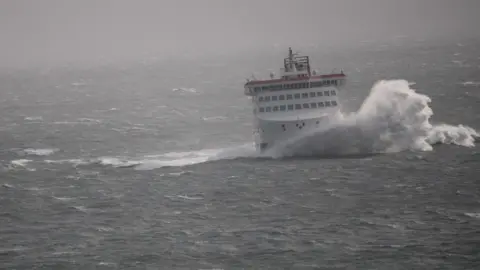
244,47 -> 346,96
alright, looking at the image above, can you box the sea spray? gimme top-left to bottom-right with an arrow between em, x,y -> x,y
268,80 -> 478,157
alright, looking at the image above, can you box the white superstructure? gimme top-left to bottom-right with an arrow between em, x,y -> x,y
244,47 -> 347,151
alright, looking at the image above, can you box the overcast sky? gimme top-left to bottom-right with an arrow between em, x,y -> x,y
1,0 -> 479,68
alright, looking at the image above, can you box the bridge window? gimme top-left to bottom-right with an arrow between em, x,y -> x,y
317,91 -> 323,96
310,92 -> 316,97
310,102 -> 317,108
294,93 -> 301,99
266,107 -> 272,112
325,101 -> 331,107
318,102 -> 325,107
279,95 -> 285,100
288,104 -> 294,110
332,100 -> 338,106
286,94 -> 293,100
273,106 -> 279,111
331,90 -> 336,96
259,107 -> 265,112
303,103 -> 309,109
324,90 -> 330,96
265,96 -> 271,102
254,87 -> 261,92
295,104 -> 302,110
272,96 -> 278,101
302,93 -> 308,98
280,105 -> 286,111
259,96 -> 264,102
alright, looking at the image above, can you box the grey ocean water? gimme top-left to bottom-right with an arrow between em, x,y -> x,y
1,37 -> 480,269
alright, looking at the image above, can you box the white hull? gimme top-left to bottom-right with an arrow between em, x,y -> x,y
253,89 -> 342,152
254,114 -> 339,151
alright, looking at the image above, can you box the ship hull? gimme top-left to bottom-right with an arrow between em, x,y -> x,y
254,113 -> 338,152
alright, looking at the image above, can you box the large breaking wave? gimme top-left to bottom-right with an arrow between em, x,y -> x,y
265,79 -> 478,158
39,80 -> 478,170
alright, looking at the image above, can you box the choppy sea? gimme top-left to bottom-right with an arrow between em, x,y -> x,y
1,37 -> 479,269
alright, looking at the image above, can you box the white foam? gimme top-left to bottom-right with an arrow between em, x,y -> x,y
96,157 -> 141,168
24,148 -> 58,156
52,196 -> 74,202
465,212 -> 480,219
202,116 -> 228,122
461,81 -> 480,87
176,195 -> 204,200
24,116 -> 43,121
172,87 -> 198,93
72,205 -> 88,212
134,144 -> 256,170
10,159 -> 32,167
45,159 -> 90,166
77,118 -> 102,123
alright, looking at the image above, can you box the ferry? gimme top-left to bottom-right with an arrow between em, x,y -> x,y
244,47 -> 347,152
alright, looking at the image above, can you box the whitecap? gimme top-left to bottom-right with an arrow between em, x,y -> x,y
10,159 -> 32,167
202,116 -> 228,122
465,212 -> 480,219
24,116 -> 43,121
176,195 -> 204,200
461,81 -> 480,87
172,87 -> 198,93
2,183 -> 14,189
23,148 -> 58,156
71,82 -> 87,87
168,171 -> 190,176
98,262 -> 117,266
96,157 -> 141,168
52,196 -> 74,202
72,206 -> 88,213
96,226 -> 114,232
45,159 -> 90,166
134,144 -> 256,170
77,118 -> 102,123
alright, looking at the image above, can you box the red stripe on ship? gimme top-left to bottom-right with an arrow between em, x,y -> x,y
245,73 -> 346,86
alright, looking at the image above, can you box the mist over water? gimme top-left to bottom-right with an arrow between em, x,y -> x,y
1,1 -> 480,269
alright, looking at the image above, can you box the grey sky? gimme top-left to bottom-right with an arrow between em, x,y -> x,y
1,0 -> 479,68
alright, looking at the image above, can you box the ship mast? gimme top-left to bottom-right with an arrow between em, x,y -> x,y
288,47 -> 294,71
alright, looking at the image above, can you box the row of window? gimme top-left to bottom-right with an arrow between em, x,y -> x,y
253,79 -> 339,92
258,101 -> 338,113
258,90 -> 336,102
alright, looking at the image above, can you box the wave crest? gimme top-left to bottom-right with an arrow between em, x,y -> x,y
266,80 -> 478,157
